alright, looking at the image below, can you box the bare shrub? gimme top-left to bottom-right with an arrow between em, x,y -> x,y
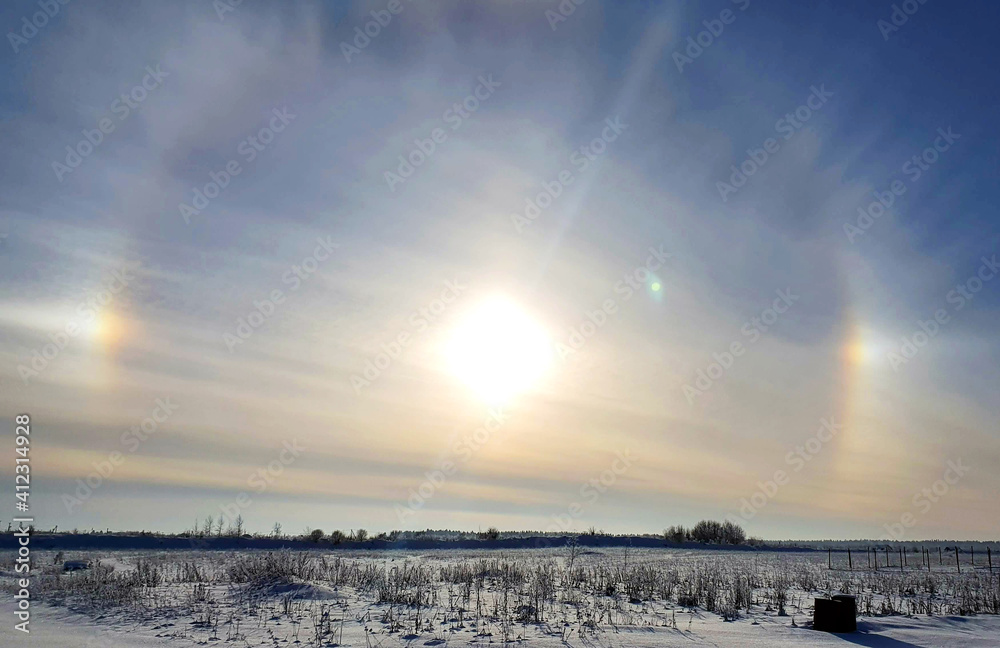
664,525 -> 687,543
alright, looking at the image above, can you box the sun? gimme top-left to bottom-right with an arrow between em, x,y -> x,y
86,309 -> 129,354
445,297 -> 553,404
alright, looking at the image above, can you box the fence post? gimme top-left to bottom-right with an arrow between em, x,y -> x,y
848,548 -> 852,570
956,547 -> 961,574
828,548 -> 832,570
988,547 -> 993,574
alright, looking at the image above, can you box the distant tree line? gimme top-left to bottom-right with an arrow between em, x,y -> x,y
8,518 -> 759,546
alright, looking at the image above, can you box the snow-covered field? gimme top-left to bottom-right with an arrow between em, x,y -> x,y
3,547 -> 999,646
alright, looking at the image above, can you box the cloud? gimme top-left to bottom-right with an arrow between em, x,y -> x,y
0,0 -> 996,539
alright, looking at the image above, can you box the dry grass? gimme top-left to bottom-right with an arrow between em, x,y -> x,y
6,547 -> 997,645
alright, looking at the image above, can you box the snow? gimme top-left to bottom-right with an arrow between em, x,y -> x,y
0,600 -> 177,646
1,547 -> 998,646
3,600 -> 999,647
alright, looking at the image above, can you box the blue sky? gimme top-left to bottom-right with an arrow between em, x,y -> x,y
0,0 -> 998,540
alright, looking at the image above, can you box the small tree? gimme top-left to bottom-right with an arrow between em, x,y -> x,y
691,520 -> 723,543
329,530 -> 346,545
664,525 -> 687,544
309,528 -> 324,543
354,528 -> 368,542
721,520 -> 746,545
272,522 -> 282,538
567,536 -> 582,570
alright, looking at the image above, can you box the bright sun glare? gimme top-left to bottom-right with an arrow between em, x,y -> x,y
445,297 -> 553,404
